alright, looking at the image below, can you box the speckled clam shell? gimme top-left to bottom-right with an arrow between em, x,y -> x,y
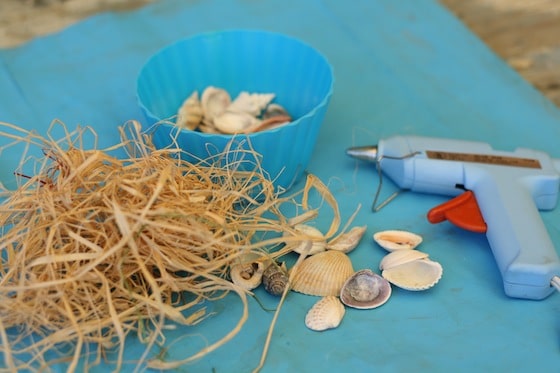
373,230 -> 423,252
378,250 -> 429,271
305,296 -> 345,331
291,250 -> 354,296
381,258 -> 443,291
340,269 -> 391,309
283,224 -> 326,255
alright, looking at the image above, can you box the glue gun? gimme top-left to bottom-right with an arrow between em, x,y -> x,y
347,135 -> 560,300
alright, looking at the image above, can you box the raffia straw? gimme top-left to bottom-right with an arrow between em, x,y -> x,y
0,120 -> 351,372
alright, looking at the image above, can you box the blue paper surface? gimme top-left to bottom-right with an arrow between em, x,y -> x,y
1,0 -> 559,371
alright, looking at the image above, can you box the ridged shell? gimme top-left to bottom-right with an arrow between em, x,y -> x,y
176,91 -> 203,130
327,226 -> 367,253
340,269 -> 391,309
262,262 -> 289,296
379,250 -> 430,271
373,230 -> 423,252
305,296 -> 345,331
283,224 -> 326,255
228,91 -> 275,117
291,250 -> 354,296
381,258 -> 443,291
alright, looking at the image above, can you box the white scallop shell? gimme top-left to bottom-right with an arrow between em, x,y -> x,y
176,91 -> 203,130
201,86 -> 231,124
283,224 -> 326,255
379,249 -> 429,271
305,296 -> 345,331
291,250 -> 354,296
373,230 -> 423,252
340,269 -> 391,309
228,91 -> 275,117
381,258 -> 443,291
327,225 -> 367,254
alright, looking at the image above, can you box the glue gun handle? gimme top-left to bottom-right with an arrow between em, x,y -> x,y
470,171 -> 560,300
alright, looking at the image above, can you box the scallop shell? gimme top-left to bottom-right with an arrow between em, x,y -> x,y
373,230 -> 423,252
262,262 -> 289,296
327,226 -> 367,254
201,86 -> 231,124
176,91 -> 203,130
228,91 -> 275,117
381,257 -> 443,291
291,250 -> 354,296
305,296 -> 345,331
340,269 -> 391,309
379,250 -> 429,271
283,224 -> 327,255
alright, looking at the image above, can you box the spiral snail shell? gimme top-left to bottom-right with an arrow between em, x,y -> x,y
262,261 -> 289,296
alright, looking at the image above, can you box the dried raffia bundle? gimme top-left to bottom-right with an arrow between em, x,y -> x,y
0,120 -> 348,372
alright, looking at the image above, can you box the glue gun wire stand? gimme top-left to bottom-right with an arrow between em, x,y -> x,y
347,136 -> 560,300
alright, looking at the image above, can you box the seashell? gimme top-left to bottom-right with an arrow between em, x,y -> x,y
253,114 -> 292,132
381,258 -> 443,291
283,224 -> 326,255
262,103 -> 290,120
305,296 -> 345,331
213,110 -> 262,134
262,261 -> 289,296
201,86 -> 231,124
378,249 -> 429,271
340,269 -> 391,309
373,230 -> 423,252
327,225 -> 367,254
176,91 -> 203,130
228,91 -> 275,117
379,250 -> 443,291
291,250 -> 354,296
230,259 -> 265,291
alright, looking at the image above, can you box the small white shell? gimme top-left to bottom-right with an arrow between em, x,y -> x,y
213,110 -> 262,134
379,250 -> 429,271
201,86 -> 231,124
327,226 -> 367,253
373,230 -> 423,252
381,258 -> 442,291
283,224 -> 326,255
176,91 -> 203,130
340,269 -> 391,309
305,296 -> 345,331
228,91 -> 275,117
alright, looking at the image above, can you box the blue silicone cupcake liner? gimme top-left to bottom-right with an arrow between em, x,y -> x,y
137,29 -> 334,191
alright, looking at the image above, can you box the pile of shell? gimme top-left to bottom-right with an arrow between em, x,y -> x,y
175,86 -> 292,134
373,230 -> 443,291
229,227 -> 443,333
229,224 -> 396,332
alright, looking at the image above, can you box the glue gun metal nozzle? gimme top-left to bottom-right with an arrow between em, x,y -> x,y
346,145 -> 378,163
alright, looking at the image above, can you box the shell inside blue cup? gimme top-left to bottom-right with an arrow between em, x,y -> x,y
136,29 -> 334,191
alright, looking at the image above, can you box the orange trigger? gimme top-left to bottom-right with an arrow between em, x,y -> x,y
427,190 -> 487,233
